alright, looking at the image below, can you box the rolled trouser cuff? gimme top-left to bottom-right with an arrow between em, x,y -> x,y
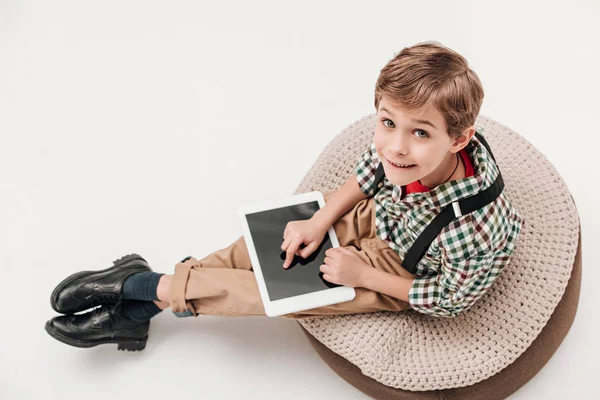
169,257 -> 199,316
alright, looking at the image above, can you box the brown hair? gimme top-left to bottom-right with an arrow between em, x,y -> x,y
374,41 -> 484,139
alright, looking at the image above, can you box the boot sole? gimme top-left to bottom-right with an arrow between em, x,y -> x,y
44,320 -> 148,351
50,253 -> 149,315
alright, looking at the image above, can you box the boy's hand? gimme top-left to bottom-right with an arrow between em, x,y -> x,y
320,247 -> 371,288
282,218 -> 329,269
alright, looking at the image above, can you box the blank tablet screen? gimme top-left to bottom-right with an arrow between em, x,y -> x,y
245,201 -> 341,301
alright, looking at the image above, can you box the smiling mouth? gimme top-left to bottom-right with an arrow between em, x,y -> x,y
386,157 -> 416,169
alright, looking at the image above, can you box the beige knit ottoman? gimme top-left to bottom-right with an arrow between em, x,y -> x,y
293,114 -> 582,399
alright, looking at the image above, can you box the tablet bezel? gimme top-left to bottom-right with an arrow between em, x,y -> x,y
238,191 -> 356,317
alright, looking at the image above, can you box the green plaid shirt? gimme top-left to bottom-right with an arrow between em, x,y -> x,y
355,127 -> 525,318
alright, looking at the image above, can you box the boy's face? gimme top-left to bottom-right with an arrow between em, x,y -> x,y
374,96 -> 472,189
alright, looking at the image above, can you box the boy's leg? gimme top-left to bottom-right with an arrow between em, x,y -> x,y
168,191 -> 415,319
168,243 -> 265,317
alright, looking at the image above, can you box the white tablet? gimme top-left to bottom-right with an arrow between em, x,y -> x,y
238,191 -> 356,317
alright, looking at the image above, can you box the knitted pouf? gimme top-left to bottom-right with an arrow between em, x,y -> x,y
293,114 -> 581,399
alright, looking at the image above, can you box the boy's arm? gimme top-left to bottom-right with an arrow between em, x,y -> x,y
312,174 -> 370,228
361,269 -> 415,303
312,171 -> 415,303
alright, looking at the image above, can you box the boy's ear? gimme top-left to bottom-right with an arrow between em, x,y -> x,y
452,126 -> 476,151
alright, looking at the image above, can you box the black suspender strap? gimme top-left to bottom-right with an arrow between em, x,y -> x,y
373,158 -> 386,193
371,131 -> 505,274
402,171 -> 504,273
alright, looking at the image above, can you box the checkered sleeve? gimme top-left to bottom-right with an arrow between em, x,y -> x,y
355,142 -> 381,196
408,248 -> 512,318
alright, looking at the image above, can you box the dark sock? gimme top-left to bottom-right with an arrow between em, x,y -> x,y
121,271 -> 164,301
120,300 -> 163,322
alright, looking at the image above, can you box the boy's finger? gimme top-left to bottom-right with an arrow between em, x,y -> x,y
283,238 -> 302,268
281,236 -> 291,252
300,243 -> 317,258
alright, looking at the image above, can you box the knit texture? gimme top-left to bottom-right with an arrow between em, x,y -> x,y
294,114 -> 579,391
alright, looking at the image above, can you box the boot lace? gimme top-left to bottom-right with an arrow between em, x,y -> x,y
90,294 -> 123,316
86,298 -> 123,330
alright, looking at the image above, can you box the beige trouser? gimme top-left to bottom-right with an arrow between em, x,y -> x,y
168,191 -> 416,320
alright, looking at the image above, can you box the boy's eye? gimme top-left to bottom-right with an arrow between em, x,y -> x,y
382,118 -> 395,129
414,129 -> 429,138
381,118 -> 429,138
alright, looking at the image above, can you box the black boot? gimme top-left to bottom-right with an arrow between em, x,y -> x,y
50,253 -> 152,315
45,301 -> 150,351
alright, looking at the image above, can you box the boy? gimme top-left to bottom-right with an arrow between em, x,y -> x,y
45,41 -> 524,351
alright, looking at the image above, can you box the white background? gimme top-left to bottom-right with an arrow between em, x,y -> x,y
1,1 -> 598,399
